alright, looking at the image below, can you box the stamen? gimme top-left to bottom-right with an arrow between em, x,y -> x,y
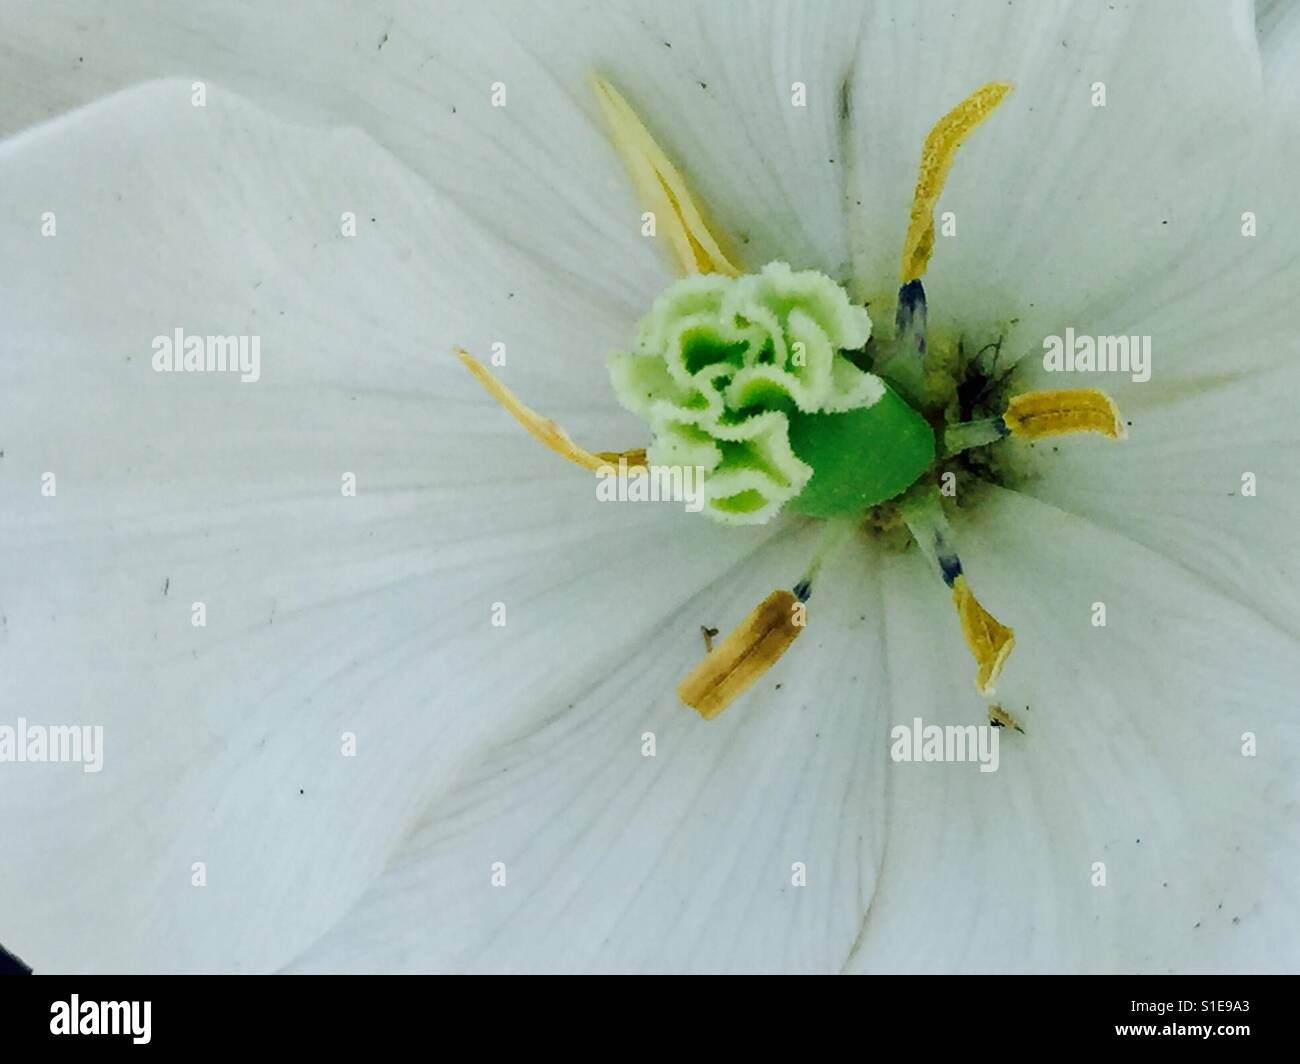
894,279 -> 928,357
900,81 -> 1013,283
679,520 -> 852,718
792,517 -> 856,602
677,589 -> 804,720
454,347 -> 647,473
898,488 -> 963,587
1002,388 -> 1126,441
591,74 -> 742,278
872,278 -> 928,403
942,416 -> 1010,456
899,487 -> 1015,695
951,575 -> 1015,695
988,703 -> 1025,733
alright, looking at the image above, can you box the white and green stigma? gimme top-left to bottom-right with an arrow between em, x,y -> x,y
607,262 -> 936,524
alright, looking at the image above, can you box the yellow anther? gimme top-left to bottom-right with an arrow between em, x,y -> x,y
1002,388 -> 1126,440
594,447 -> 647,468
900,81 -> 1013,283
951,575 -> 1015,695
678,589 -> 805,719
988,703 -> 1025,733
591,74 -> 742,278
454,347 -> 646,473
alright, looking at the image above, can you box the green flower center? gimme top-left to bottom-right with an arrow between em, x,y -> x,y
608,262 -> 939,524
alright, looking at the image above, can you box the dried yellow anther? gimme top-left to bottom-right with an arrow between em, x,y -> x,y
595,448 -> 648,468
591,74 -> 742,278
454,347 -> 646,473
900,81 -> 1012,283
988,703 -> 1025,733
1002,388 -> 1126,440
951,575 -> 1014,695
678,589 -> 804,719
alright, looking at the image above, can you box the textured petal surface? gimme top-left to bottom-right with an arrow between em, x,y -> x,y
1011,365 -> 1300,645
287,526 -> 890,973
998,90 -> 1300,643
4,1 -> 1297,976
848,487 -> 1300,972
291,480 -> 1300,973
0,82 -> 774,971
0,0 -> 874,286
1259,0 -> 1300,102
840,0 -> 1264,338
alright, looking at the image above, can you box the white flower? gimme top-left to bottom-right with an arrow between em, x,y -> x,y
1,0 -> 1298,973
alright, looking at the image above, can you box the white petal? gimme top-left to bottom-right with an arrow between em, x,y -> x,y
1259,0 -> 1300,96
0,81 -> 770,971
2,0 -> 873,284
842,0 -> 1264,345
1012,365 -> 1300,642
977,58 -> 1300,641
1256,0 -> 1292,41
837,0 -> 1300,652
286,526 -> 889,973
847,487 -> 1300,972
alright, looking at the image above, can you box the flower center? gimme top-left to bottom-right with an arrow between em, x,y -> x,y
453,75 -> 1129,721
607,262 -> 938,524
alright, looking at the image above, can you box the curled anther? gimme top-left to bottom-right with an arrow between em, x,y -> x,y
900,81 -> 1012,282
455,347 -> 646,472
988,703 -> 1025,733
899,486 -> 1015,694
591,74 -> 742,278
952,575 -> 1015,695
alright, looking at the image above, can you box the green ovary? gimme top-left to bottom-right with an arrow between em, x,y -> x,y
608,262 -> 935,524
